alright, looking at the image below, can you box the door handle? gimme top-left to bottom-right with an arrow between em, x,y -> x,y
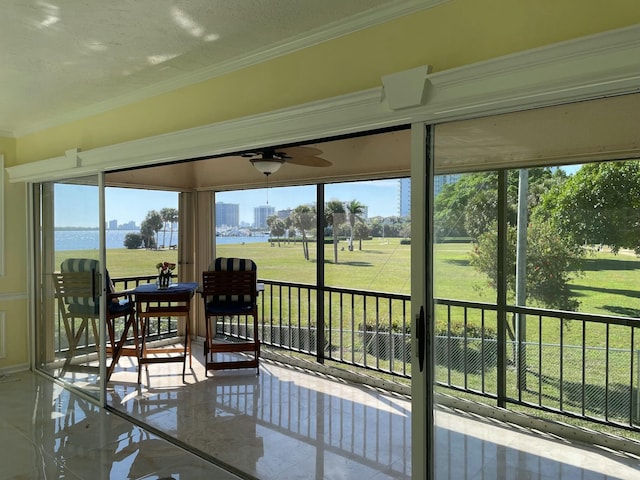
417,305 -> 425,372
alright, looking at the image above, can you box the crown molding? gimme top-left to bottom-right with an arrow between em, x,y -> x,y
419,23 -> 640,121
14,0 -> 447,137
7,24 -> 640,184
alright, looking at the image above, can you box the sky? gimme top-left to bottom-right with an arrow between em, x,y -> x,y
54,179 -> 402,228
53,166 -> 584,228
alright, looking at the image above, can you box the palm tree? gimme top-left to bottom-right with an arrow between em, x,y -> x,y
353,222 -> 370,251
345,199 -> 366,251
141,210 -> 163,249
325,200 -> 347,264
161,207 -> 179,248
291,205 -> 316,260
266,215 -> 286,247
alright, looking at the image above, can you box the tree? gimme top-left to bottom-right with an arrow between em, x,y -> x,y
470,221 -> 582,312
123,232 -> 143,249
140,219 -> 156,249
160,207 -> 179,248
325,200 -> 347,263
541,161 -> 640,254
463,166 -> 581,339
345,199 -> 366,251
141,210 -> 164,249
266,215 -> 286,246
291,204 -> 316,260
435,168 -> 566,241
353,222 -> 370,250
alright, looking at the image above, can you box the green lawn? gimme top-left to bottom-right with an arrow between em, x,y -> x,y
58,239 -> 640,317
63,239 -> 413,293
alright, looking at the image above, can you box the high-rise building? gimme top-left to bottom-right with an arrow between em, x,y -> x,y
108,219 -> 118,230
254,205 -> 275,228
398,175 -> 462,217
216,202 -> 240,228
434,174 -> 461,197
398,178 -> 411,218
119,221 -> 137,230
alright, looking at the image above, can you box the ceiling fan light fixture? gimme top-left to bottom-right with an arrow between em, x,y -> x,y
250,158 -> 285,176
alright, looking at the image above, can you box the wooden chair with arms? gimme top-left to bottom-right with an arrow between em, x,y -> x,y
201,257 -> 260,375
54,259 -> 137,380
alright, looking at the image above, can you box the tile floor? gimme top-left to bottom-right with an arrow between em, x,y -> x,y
2,343 -> 640,479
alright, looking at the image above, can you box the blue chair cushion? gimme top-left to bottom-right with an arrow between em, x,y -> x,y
206,301 -> 254,315
109,300 -> 132,315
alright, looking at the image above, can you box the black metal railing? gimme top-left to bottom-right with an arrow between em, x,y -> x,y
228,280 -> 640,433
433,299 -> 640,431
231,280 -> 411,378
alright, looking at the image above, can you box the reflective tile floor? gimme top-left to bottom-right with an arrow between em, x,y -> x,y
2,345 -> 640,479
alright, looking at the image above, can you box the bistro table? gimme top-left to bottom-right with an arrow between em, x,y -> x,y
133,281 -> 199,385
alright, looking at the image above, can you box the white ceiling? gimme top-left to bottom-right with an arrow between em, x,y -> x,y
0,0 -> 429,136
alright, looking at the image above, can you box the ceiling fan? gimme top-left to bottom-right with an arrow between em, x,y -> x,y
243,146 -> 331,176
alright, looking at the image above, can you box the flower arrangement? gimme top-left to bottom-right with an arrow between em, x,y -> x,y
156,261 -> 176,289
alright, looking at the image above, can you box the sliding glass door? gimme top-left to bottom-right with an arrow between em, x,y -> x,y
34,175 -> 106,401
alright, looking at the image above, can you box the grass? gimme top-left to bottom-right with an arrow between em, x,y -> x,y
59,239 -> 413,293
57,240 -> 640,321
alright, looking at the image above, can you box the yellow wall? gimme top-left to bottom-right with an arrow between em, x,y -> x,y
0,136 -> 29,369
3,1 -> 640,370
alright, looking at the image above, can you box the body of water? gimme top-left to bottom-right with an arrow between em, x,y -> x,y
55,230 -> 270,251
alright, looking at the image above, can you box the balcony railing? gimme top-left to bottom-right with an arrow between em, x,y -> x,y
225,280 -> 640,434
58,275 -> 640,434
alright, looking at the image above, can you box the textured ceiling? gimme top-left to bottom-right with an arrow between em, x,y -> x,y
0,0 -> 427,136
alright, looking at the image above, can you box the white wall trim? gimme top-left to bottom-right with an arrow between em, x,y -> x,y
0,292 -> 27,301
0,363 -> 29,375
7,24 -> 640,183
0,312 -> 5,359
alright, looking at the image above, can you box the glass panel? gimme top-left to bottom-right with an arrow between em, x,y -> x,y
215,186 -> 318,278
215,186 -> 318,353
104,187 -> 180,279
433,171 -> 498,302
323,179 -> 410,293
34,176 -> 103,399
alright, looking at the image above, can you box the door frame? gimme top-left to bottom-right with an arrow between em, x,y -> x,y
30,174 -> 107,405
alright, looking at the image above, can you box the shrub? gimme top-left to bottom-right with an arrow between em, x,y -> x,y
123,232 -> 143,249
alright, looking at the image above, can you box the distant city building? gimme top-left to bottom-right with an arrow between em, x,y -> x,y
119,221 -> 137,230
254,205 -> 275,228
398,175 -> 461,217
434,174 -> 461,197
277,208 -> 292,219
216,202 -> 240,228
108,219 -> 118,230
398,178 -> 410,218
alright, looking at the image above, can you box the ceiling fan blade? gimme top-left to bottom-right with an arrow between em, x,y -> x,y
286,155 -> 332,167
280,146 -> 323,158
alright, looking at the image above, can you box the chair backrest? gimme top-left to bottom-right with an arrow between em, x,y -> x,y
209,257 -> 257,273
59,258 -> 100,309
203,257 -> 257,304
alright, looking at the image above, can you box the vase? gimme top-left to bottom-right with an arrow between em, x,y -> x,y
157,273 -> 171,289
